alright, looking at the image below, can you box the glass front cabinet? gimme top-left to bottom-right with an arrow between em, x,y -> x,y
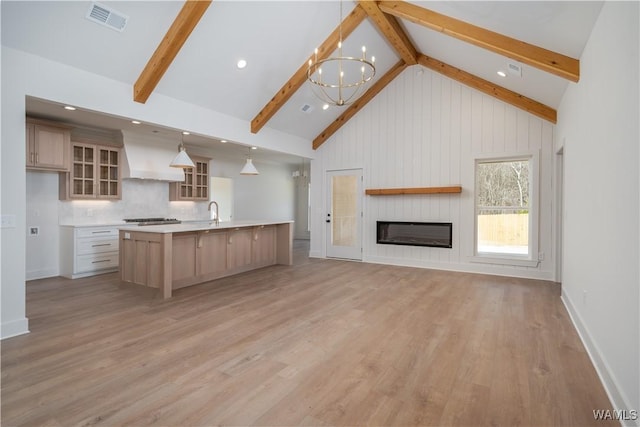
61,142 -> 121,200
169,156 -> 210,201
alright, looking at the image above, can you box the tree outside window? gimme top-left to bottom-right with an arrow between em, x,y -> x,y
476,159 -> 530,256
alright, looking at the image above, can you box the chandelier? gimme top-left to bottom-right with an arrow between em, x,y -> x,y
307,1 -> 375,106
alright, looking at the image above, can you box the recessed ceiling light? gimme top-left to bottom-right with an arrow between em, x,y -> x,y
322,104 -> 329,111
251,146 -> 257,150
63,105 -> 76,111
220,140 -> 227,143
131,120 -> 141,125
182,131 -> 190,135
497,70 -> 507,77
237,59 -> 247,69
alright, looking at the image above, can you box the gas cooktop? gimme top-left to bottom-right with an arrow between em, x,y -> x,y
124,218 -> 181,226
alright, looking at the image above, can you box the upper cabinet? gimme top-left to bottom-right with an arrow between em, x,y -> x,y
60,141 -> 121,200
169,156 -> 210,201
26,119 -> 71,171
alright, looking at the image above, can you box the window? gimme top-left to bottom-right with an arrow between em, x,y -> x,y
474,154 -> 539,265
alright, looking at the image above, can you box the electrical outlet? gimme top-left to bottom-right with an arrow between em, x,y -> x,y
538,252 -> 545,261
29,226 -> 39,236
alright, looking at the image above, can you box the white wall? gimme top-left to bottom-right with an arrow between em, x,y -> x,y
1,47 -> 313,339
555,1 -> 639,421
311,66 -> 555,280
209,155 -> 295,222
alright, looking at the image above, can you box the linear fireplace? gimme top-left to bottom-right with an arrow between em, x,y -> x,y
377,221 -> 452,248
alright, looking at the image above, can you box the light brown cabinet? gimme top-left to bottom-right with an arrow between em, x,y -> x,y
26,120 -> 71,171
119,222 -> 294,298
60,142 -> 121,200
252,225 -> 277,268
196,230 -> 227,277
169,156 -> 209,201
226,227 -> 253,271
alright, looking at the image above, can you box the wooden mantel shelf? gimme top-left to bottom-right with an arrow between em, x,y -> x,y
365,186 -> 462,196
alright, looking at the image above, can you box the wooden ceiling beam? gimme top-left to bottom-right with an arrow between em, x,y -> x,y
251,5 -> 367,134
358,1 -> 417,65
417,54 -> 557,123
134,0 -> 212,104
379,1 -> 579,82
313,61 -> 408,150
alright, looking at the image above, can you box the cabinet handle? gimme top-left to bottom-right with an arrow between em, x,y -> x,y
91,231 -> 111,234
92,259 -> 110,264
30,152 -> 35,163
91,243 -> 111,247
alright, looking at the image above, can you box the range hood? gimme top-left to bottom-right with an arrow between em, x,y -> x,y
120,130 -> 186,181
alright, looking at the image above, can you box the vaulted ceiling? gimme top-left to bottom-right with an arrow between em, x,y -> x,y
2,1 -> 603,152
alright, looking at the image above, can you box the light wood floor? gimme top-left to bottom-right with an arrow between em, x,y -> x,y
2,241 -> 614,426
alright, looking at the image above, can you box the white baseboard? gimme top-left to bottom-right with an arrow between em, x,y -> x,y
26,267 -> 59,281
308,250 -> 323,259
1,317 -> 30,340
366,255 -> 555,281
561,292 -> 639,427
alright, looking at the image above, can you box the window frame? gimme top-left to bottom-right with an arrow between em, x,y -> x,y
471,151 -> 540,267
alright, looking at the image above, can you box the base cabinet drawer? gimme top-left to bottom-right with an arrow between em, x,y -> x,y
60,225 -> 120,279
77,238 -> 119,255
76,253 -> 119,273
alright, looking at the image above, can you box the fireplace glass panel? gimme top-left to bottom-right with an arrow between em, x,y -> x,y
377,221 -> 452,248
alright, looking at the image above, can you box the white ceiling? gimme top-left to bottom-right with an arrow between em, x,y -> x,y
2,1 -> 603,158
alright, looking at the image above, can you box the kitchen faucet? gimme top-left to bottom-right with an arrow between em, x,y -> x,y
208,201 -> 219,226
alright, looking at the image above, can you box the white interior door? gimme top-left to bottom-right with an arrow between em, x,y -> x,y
326,169 -> 363,260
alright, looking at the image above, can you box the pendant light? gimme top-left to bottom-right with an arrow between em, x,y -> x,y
240,147 -> 259,175
170,132 -> 195,168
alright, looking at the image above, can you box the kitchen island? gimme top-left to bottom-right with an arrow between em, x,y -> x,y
118,220 -> 293,298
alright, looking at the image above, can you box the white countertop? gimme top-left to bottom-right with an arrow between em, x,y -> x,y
117,220 -> 294,234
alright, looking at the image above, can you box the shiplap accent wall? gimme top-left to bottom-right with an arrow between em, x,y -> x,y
310,65 -> 555,280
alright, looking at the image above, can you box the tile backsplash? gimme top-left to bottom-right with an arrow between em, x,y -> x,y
58,179 -> 211,224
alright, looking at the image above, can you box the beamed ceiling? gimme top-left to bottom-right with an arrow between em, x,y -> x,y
133,0 -> 586,149
2,1 -> 604,153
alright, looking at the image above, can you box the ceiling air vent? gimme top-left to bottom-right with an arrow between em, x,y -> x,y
300,104 -> 314,114
508,62 -> 522,77
86,2 -> 129,32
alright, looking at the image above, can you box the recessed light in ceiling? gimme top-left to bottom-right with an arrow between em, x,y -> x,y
131,120 -> 141,125
237,59 -> 247,69
63,105 -> 76,111
182,131 -> 190,135
322,104 -> 329,111
497,70 -> 507,77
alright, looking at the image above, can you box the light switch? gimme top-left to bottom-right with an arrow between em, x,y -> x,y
1,215 -> 16,228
